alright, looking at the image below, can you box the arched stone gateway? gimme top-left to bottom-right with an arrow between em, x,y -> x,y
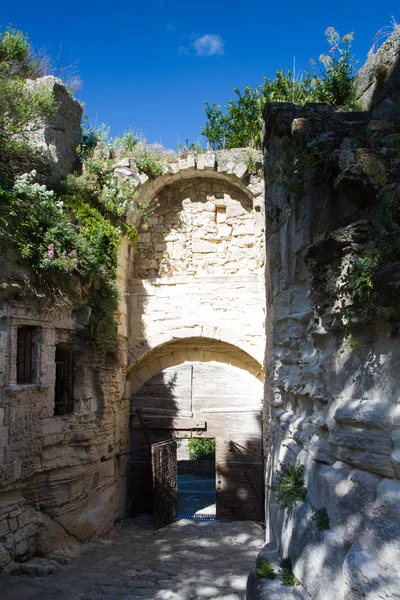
126,337 -> 264,394
127,338 -> 264,521
124,149 -> 266,523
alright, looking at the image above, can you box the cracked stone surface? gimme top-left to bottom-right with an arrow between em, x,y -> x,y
0,516 -> 264,600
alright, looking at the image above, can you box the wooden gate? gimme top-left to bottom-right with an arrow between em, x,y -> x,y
151,439 -> 178,529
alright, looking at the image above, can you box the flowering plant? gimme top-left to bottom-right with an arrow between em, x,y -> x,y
315,28 -> 357,106
137,196 -> 161,223
40,244 -> 79,272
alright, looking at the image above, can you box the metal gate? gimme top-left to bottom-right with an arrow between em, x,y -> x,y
151,439 -> 178,529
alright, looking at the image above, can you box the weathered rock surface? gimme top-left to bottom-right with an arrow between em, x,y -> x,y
24,76 -> 82,184
261,55 -> 400,599
246,543 -> 311,600
354,28 -> 400,122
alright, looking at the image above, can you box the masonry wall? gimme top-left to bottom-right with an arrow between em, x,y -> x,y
126,150 -> 267,522
126,150 -> 266,372
0,148 -> 266,571
0,239 -> 134,571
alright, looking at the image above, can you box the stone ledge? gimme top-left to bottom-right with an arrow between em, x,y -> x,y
129,274 -> 263,286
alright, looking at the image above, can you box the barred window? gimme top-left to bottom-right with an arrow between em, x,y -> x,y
17,326 -> 41,384
54,346 -> 74,416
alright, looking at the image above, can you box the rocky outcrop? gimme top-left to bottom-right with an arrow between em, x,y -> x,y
24,76 -> 82,184
354,28 -> 400,122
261,96 -> 400,600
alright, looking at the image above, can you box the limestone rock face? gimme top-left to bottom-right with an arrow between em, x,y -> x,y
261,80 -> 400,600
24,76 -> 83,184
354,28 -> 400,121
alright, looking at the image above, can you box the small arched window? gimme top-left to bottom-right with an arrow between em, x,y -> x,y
54,346 -> 74,416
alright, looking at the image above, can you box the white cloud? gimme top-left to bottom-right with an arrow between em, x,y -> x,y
193,34 -> 224,56
166,22 -> 176,31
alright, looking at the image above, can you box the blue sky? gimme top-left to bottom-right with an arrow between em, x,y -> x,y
2,1 -> 398,149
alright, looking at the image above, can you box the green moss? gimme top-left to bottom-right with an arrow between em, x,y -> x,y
79,279 -> 119,351
63,195 -> 121,275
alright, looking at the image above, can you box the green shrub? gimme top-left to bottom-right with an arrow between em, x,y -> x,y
135,151 -> 164,179
114,129 -> 140,154
187,438 -> 216,461
269,463 -> 307,509
279,558 -> 300,586
255,558 -> 276,580
0,28 -> 55,176
312,507 -> 330,531
202,27 -> 359,149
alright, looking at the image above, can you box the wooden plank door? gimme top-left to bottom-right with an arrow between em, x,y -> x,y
151,439 -> 178,529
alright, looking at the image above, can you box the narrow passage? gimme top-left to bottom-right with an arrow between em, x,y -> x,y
0,516 -> 264,600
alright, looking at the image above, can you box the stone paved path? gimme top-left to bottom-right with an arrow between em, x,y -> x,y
0,516 -> 264,600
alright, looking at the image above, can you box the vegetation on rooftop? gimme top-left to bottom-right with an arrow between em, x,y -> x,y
202,28 -> 360,149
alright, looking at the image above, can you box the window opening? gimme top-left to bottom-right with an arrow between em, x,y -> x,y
54,346 -> 74,415
17,326 -> 41,384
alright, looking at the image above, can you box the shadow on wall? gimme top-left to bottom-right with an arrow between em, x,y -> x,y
128,369 -> 178,514
127,357 -> 264,523
266,390 -> 400,599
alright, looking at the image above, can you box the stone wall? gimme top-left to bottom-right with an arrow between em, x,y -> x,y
135,178 -> 264,279
126,150 -> 266,522
261,98 -> 400,599
0,239 -> 134,572
354,28 -> 400,122
0,147 -> 266,570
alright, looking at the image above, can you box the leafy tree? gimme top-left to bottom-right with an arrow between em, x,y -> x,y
187,438 -> 216,460
0,27 -> 55,177
202,28 -> 358,150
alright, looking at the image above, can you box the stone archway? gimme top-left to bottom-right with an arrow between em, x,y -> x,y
127,338 -> 265,521
124,148 -> 266,523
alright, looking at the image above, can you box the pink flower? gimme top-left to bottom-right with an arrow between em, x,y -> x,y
157,203 -> 160,207
72,258 -> 78,264
69,250 -> 77,256
47,250 -> 55,258
48,243 -> 54,249
329,47 -> 335,54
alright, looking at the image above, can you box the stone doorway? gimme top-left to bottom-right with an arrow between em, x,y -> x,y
177,438 -> 216,519
128,357 -> 264,523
